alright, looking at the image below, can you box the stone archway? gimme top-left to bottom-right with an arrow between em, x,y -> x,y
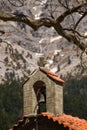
33,80 -> 46,114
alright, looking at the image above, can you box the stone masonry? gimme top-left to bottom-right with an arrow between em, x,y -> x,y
23,68 -> 63,115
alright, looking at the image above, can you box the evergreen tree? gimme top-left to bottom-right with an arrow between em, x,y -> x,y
0,80 -> 23,130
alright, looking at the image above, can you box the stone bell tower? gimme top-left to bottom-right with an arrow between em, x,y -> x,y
23,67 -> 64,115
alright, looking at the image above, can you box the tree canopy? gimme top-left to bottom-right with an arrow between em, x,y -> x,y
0,1 -> 87,56
64,75 -> 87,119
0,80 -> 23,130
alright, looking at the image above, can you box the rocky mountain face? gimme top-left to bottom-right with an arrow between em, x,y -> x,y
0,0 -> 86,84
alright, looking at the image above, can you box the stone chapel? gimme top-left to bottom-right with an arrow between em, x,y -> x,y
23,67 -> 64,115
9,67 -> 87,130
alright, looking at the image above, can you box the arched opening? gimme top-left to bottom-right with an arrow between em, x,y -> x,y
33,80 -> 46,114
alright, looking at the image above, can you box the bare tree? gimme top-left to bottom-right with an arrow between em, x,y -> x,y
0,0 -> 87,54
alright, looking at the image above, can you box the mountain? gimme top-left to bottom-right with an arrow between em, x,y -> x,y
0,21 -> 81,84
0,0 -> 86,84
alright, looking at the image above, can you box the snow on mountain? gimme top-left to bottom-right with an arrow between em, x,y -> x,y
0,41 -> 38,83
0,0 -> 86,83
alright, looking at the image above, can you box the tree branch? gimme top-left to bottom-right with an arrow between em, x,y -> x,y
8,0 -> 25,7
0,10 -> 54,30
0,5 -> 86,52
57,2 -> 87,23
53,23 -> 86,51
63,28 -> 87,38
74,11 -> 87,30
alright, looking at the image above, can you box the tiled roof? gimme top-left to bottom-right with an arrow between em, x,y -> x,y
40,67 -> 64,84
23,67 -> 64,85
42,112 -> 87,130
9,112 -> 87,130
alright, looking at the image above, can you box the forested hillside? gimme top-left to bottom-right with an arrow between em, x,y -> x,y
0,80 -> 23,130
64,75 -> 87,119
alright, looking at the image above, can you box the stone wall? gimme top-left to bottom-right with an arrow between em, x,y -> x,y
23,69 -> 63,115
